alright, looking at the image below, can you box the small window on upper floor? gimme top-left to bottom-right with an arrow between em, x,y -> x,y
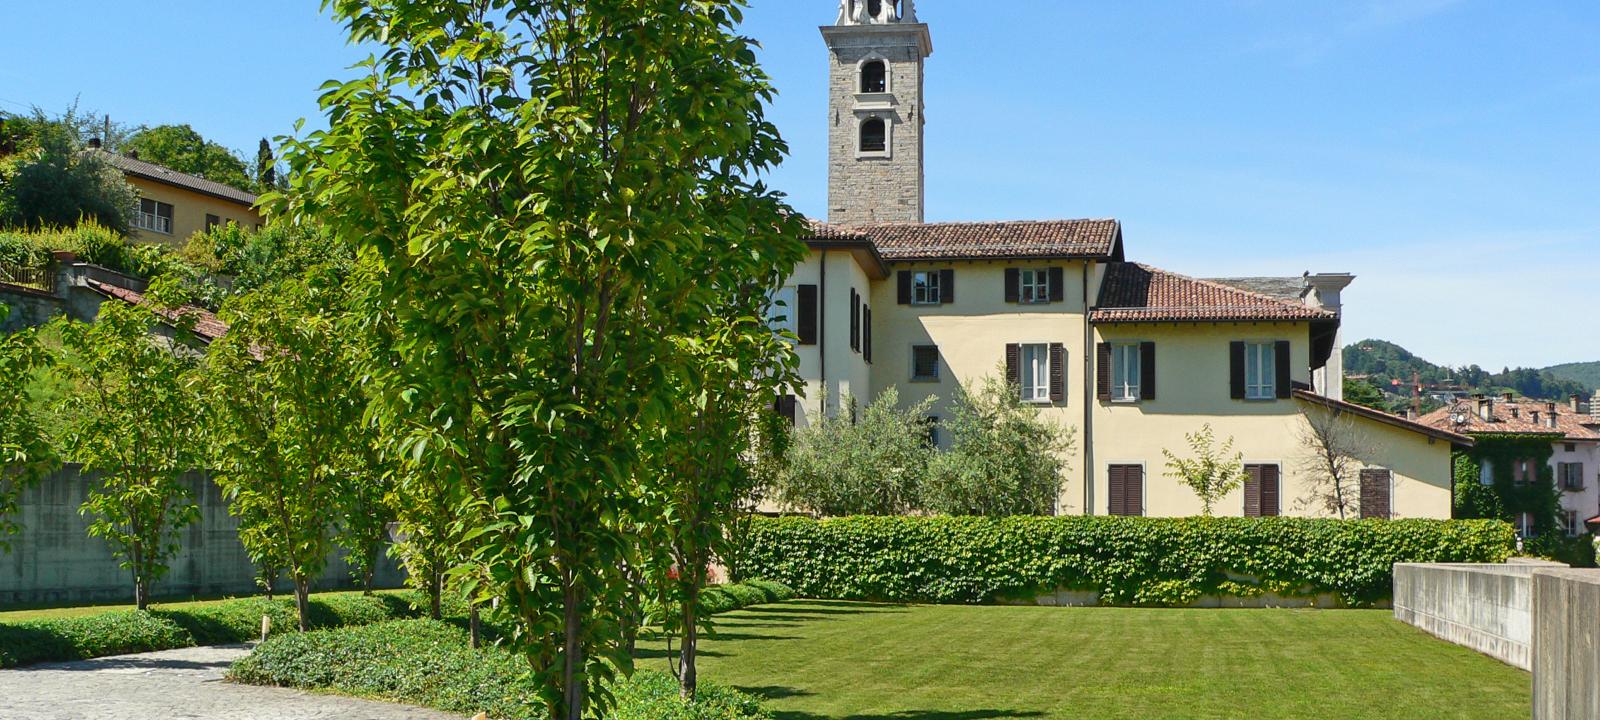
860,60 -> 886,93
135,198 -> 174,235
860,117 -> 886,153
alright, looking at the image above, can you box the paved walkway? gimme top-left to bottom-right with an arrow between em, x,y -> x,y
0,644 -> 460,720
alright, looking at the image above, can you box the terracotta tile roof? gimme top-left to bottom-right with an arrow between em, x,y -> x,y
807,219 -> 1122,261
1092,263 -> 1335,323
1205,276 -> 1308,303
87,280 -> 229,342
93,150 -> 259,207
1293,389 -> 1475,446
1417,398 -> 1600,441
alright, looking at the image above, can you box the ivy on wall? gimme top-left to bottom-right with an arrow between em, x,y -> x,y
1452,435 -> 1569,554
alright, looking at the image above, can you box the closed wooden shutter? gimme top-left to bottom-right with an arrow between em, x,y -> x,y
1108,465 -> 1126,516
1005,343 -> 1021,385
1275,340 -> 1292,399
940,268 -> 955,303
1097,342 -> 1113,400
1004,268 -> 1020,303
1049,267 -> 1065,302
1245,465 -> 1279,517
1360,469 -> 1392,519
797,284 -> 818,345
1109,465 -> 1144,516
849,288 -> 860,352
1260,465 -> 1280,516
897,271 -> 911,305
1244,465 -> 1262,517
1049,343 -> 1066,403
1229,341 -> 1246,399
863,306 -> 872,363
1140,341 -> 1156,401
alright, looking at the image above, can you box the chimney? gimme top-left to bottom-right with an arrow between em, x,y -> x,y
1509,404 -> 1520,419
1477,396 -> 1493,422
127,150 -> 139,160
87,137 -> 101,149
1403,408 -> 1418,421
1573,395 -> 1584,413
1503,392 -> 1515,403
1531,411 -> 1540,426
1545,402 -> 1559,429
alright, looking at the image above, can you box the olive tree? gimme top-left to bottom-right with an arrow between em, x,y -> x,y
274,2 -> 805,716
924,374 -> 1075,516
778,388 -> 936,516
54,286 -> 205,609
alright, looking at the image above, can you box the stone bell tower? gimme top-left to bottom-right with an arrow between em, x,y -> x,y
822,0 -> 932,225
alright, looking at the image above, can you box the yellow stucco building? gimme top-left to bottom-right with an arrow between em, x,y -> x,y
775,1 -> 1468,519
94,149 -> 262,244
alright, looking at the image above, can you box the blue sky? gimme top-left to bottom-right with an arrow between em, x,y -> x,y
3,1 -> 1597,370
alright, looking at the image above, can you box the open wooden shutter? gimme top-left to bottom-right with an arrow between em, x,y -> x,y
897,271 -> 911,305
1261,465 -> 1280,516
1049,343 -> 1066,403
1097,342 -> 1113,401
1275,340 -> 1292,399
1140,341 -> 1156,401
1244,465 -> 1262,517
797,284 -> 818,345
940,269 -> 955,303
1004,268 -> 1020,303
849,288 -> 860,352
1049,267 -> 1065,302
863,306 -> 872,363
1360,469 -> 1392,519
1229,341 -> 1246,399
1005,343 -> 1021,386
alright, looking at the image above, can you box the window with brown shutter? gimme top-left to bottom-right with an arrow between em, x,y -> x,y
1049,343 -> 1066,403
1275,340 -> 1292,399
1108,464 -> 1144,516
1244,464 -> 1280,517
1139,341 -> 1156,401
1005,343 -> 1021,386
1360,469 -> 1392,519
1049,267 -> 1065,302
939,268 -> 955,303
775,394 -> 797,426
1004,268 -> 1020,303
1229,341 -> 1247,400
849,288 -> 860,352
1096,342 -> 1113,400
897,271 -> 911,305
797,284 -> 818,345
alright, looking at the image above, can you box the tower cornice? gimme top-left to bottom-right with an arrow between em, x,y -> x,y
820,23 -> 933,57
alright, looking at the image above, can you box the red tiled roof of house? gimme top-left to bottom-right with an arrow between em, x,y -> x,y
807,219 -> 1122,261
93,150 -> 258,207
87,280 -> 229,342
1417,398 -> 1600,441
1092,263 -> 1335,323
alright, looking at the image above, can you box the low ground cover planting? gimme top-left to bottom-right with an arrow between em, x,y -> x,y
636,599 -> 1531,720
742,515 -> 1515,606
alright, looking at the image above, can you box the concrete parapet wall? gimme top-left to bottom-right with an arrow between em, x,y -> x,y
1533,568 -> 1600,720
1392,562 -> 1559,670
0,463 -> 405,605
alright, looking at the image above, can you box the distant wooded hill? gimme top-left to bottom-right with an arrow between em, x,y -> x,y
1343,340 -> 1594,403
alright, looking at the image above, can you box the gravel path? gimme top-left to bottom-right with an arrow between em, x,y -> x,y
0,644 -> 461,720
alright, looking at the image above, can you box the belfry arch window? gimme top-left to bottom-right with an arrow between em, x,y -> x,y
859,117 -> 887,153
860,60 -> 886,93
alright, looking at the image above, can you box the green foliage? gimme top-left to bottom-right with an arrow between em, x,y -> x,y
179,221 -> 349,294
1161,424 -> 1247,516
1452,437 -> 1563,543
52,286 -> 206,608
740,515 -> 1515,607
779,388 -> 936,516
230,620 -> 771,720
1343,378 -> 1387,411
279,2 -> 809,715
0,591 -> 427,668
698,581 -> 794,616
0,310 -> 57,550
0,108 -> 137,234
1542,362 -> 1600,394
123,124 -> 256,193
1345,338 -> 1591,400
924,375 -> 1074,516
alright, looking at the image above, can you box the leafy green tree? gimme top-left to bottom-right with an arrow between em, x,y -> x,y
0,308 -> 58,550
1343,378 -> 1386,412
0,110 -> 136,234
1162,424 -> 1247,516
924,374 -> 1075,516
54,284 -> 205,609
274,1 -> 805,716
255,138 -> 278,191
124,124 -> 254,192
206,270 -> 366,630
336,451 -> 393,595
779,388 -> 936,516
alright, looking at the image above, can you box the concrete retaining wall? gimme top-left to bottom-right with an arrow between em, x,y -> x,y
1533,568 -> 1600,720
1392,561 -> 1565,670
0,463 -> 406,605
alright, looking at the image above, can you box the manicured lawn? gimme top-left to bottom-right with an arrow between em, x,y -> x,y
637,600 -> 1530,720
0,589 -> 404,623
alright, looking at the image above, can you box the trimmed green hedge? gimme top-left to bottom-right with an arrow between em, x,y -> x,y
0,591 -> 432,668
700,579 -> 794,615
232,619 -> 770,719
741,516 -> 1516,607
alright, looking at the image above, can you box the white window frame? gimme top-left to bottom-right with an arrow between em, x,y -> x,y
1516,512 -> 1536,539
1019,268 -> 1050,304
1244,341 -> 1276,400
856,115 -> 892,159
911,270 -> 941,305
911,344 -> 939,381
135,198 -> 174,235
1111,343 -> 1141,402
1565,509 -> 1581,538
1019,343 -> 1050,403
858,56 -> 890,94
766,286 -> 797,337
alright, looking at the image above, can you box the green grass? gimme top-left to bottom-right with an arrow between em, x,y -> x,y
637,600 -> 1530,720
0,589 -> 404,623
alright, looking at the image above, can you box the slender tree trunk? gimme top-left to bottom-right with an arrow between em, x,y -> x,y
679,581 -> 699,701
561,569 -> 584,720
428,569 -> 442,620
293,576 -> 311,632
469,604 -> 482,649
132,542 -> 148,610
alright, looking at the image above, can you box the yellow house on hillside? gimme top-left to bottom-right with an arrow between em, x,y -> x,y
90,145 -> 262,243
774,1 -> 1470,519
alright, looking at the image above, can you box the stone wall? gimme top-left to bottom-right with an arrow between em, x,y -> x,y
1392,561 -> 1564,670
0,464 -> 406,605
1533,568 -> 1600,719
0,284 -> 65,332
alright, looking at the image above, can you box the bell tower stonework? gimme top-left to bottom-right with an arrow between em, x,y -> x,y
822,0 -> 932,225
